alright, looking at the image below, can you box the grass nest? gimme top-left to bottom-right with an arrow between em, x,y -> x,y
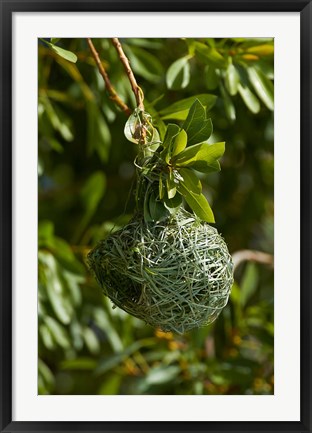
87,209 -> 233,334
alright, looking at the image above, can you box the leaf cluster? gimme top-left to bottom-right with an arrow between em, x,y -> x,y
128,99 -> 225,223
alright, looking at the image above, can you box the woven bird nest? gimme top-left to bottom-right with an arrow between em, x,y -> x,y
87,209 -> 233,334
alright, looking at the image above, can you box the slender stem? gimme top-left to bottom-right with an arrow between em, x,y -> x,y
111,38 -> 145,111
87,38 -> 131,116
232,249 -> 274,271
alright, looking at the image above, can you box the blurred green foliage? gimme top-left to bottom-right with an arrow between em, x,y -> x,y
38,38 -> 274,395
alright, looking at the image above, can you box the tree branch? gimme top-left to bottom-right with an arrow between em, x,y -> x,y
232,249 -> 274,271
87,38 -> 131,116
111,38 -> 145,111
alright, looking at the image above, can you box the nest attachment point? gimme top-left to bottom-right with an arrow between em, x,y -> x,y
87,210 -> 234,334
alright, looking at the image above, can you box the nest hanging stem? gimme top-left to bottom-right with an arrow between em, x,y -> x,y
111,38 -> 145,112
87,38 -> 131,116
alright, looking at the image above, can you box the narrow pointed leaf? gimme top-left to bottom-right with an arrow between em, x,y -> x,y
166,57 -> 190,90
159,176 -> 164,199
205,65 -> 220,90
238,83 -> 260,113
225,63 -> 240,96
247,66 -> 274,110
246,44 -> 274,56
220,83 -> 236,121
166,170 -> 177,199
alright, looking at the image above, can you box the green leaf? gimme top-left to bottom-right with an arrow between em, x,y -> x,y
225,63 -> 240,96
166,57 -> 190,90
50,38 -> 61,44
38,220 -> 54,244
204,65 -> 220,90
166,170 -> 177,199
87,101 -> 111,162
144,190 -> 152,222
124,45 -> 163,83
238,83 -> 260,114
149,191 -> 169,221
38,359 -> 55,394
45,316 -> 70,349
159,176 -> 164,199
159,94 -> 217,121
160,123 -> 180,164
81,171 -> 106,221
192,160 -> 221,174
93,307 -> 124,353
162,124 -> 180,149
172,129 -> 187,157
82,327 -> 100,354
194,42 -> 227,67
145,365 -> 181,385
74,171 -> 106,242
220,83 -> 236,121
39,252 -> 73,324
179,168 -> 202,194
183,99 -> 213,145
41,97 -> 73,141
60,358 -> 97,371
50,43 -> 77,63
39,324 -> 55,350
164,193 -> 182,213
247,66 -> 274,110
178,183 -> 215,223
240,262 -> 259,307
173,142 -> 225,171
246,44 -> 274,56
98,374 -> 122,395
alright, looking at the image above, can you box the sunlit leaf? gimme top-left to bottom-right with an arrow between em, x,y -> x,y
166,57 -> 190,90
177,182 -> 215,223
83,327 -> 100,354
183,99 -> 213,145
49,43 -> 77,63
246,44 -> 274,56
173,142 -> 225,169
194,42 -> 227,67
159,94 -> 217,121
45,316 -> 70,349
225,63 -> 240,96
247,67 -> 274,110
172,129 -> 187,157
166,170 -> 177,199
179,168 -> 202,194
238,83 -> 260,113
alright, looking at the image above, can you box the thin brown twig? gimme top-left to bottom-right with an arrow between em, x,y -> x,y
232,249 -> 274,271
86,38 -> 131,116
111,38 -> 145,111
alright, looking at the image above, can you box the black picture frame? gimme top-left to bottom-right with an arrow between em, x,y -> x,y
1,1 -> 311,432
